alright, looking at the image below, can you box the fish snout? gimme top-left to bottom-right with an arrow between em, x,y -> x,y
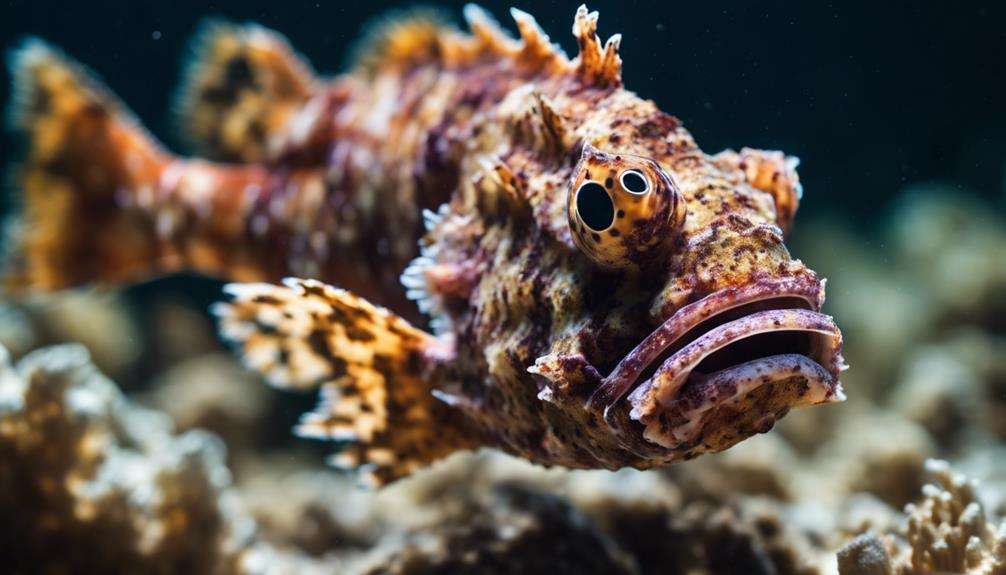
592,274 -> 846,453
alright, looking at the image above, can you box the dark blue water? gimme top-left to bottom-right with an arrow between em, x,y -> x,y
3,0 -> 1005,227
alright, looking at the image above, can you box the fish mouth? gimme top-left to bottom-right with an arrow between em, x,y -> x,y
589,276 -> 846,448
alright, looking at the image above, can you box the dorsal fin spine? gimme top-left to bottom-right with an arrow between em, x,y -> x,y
572,4 -> 622,87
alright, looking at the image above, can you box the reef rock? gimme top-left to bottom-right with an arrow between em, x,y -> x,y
0,343 -> 255,573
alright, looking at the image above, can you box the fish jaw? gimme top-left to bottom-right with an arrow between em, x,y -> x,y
626,307 -> 845,448
588,275 -> 845,451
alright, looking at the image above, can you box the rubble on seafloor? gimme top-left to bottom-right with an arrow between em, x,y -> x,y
0,188 -> 1004,574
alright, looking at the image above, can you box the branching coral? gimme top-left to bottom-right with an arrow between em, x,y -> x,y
837,460 -> 1006,575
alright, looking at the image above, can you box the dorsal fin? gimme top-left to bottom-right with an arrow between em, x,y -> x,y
572,5 -> 622,87
499,84 -> 573,158
174,20 -> 316,162
462,4 -> 517,55
350,9 -> 454,74
509,8 -> 567,72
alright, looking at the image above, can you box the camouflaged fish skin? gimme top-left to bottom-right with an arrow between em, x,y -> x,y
6,5 -> 846,484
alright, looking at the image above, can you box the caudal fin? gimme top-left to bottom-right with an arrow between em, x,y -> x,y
174,21 -> 316,162
214,278 -> 483,486
4,39 -> 169,292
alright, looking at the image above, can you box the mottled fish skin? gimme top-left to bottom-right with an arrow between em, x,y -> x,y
5,5 -> 846,484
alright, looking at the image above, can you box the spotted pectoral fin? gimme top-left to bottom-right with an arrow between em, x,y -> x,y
175,20 -> 316,162
214,278 -> 483,486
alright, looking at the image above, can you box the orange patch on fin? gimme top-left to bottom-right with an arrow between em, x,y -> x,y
214,278 -> 483,486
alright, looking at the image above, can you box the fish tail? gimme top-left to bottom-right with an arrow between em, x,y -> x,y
214,278 -> 484,486
4,39 -> 279,292
4,39 -> 175,291
174,20 -> 316,162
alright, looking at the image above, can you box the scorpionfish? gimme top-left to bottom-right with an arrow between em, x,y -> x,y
5,5 -> 847,485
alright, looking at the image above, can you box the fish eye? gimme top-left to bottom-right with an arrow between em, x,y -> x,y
620,169 -> 649,194
576,181 -> 615,231
567,146 -> 686,271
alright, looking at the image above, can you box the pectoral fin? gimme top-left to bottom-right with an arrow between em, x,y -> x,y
214,278 -> 483,486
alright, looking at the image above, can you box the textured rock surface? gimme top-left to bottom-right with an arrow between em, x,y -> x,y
0,343 -> 254,573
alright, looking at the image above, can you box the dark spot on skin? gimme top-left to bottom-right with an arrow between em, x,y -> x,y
591,232 -> 601,242
201,56 -> 257,105
609,229 -> 621,237
252,295 -> 282,305
345,325 -> 375,342
617,210 -> 625,218
254,320 -> 277,336
372,353 -> 393,377
604,177 -> 613,189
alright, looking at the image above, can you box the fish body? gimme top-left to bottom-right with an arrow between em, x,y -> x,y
5,6 -> 845,485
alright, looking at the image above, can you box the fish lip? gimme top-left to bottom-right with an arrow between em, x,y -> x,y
635,353 -> 845,448
624,307 -> 844,448
627,307 -> 844,414
588,275 -> 829,412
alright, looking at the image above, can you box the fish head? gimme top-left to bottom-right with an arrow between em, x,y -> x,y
555,140 -> 846,457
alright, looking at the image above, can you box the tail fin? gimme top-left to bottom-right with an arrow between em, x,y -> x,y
175,21 -> 316,162
214,278 -> 483,486
4,39 -> 168,291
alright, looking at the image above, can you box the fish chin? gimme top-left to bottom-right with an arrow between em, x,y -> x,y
652,353 -> 844,448
590,276 -> 846,450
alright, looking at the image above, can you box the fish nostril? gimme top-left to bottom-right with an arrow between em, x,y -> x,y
577,182 -> 615,231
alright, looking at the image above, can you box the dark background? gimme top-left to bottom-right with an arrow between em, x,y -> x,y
3,0 -> 1005,226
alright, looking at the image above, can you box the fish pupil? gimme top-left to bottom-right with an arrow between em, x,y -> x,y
577,182 -> 615,231
621,170 -> 648,194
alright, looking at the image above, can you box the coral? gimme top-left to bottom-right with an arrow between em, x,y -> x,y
350,485 -> 637,575
0,343 -> 255,573
143,353 -> 271,460
0,292 -> 141,377
899,460 -> 1006,574
836,460 -> 1006,575
888,189 -> 1006,325
817,409 -> 935,509
836,533 -> 893,575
